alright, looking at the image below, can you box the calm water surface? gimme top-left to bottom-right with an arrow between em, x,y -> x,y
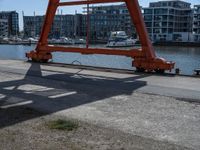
0,44 -> 199,75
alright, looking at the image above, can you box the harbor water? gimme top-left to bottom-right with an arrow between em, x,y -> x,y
0,44 -> 199,75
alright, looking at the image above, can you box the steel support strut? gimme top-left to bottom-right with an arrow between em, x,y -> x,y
26,0 -> 175,72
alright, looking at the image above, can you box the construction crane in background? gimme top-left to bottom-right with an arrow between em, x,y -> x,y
26,0 -> 175,73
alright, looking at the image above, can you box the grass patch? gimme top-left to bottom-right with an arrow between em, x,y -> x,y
47,119 -> 79,131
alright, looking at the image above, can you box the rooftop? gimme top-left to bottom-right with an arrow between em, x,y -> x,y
149,0 -> 191,8
0,11 -> 17,13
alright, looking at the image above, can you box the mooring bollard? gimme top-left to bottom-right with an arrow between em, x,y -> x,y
194,69 -> 200,75
175,68 -> 180,75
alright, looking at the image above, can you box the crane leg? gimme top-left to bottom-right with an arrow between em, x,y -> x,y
125,0 -> 174,72
26,0 -> 60,62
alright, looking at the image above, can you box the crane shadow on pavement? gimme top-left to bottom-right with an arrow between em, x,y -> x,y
0,62 -> 148,128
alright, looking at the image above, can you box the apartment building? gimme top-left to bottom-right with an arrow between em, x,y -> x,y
23,1 -> 200,43
23,15 -> 43,38
84,4 -> 135,42
23,14 -> 86,38
0,11 -> 19,37
0,19 -> 8,38
193,5 -> 200,42
143,0 -> 193,42
23,4 -> 135,42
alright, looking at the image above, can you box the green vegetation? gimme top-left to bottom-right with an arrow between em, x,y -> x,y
47,119 -> 79,131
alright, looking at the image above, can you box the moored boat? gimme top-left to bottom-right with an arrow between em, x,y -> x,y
106,31 -> 136,47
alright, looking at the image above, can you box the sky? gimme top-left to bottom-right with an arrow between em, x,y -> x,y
0,0 -> 199,30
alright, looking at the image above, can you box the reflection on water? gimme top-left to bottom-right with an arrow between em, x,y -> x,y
0,44 -> 199,75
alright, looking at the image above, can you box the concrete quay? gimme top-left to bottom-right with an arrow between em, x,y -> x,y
0,59 -> 200,149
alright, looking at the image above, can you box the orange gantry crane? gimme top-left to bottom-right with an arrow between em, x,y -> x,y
26,0 -> 175,73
